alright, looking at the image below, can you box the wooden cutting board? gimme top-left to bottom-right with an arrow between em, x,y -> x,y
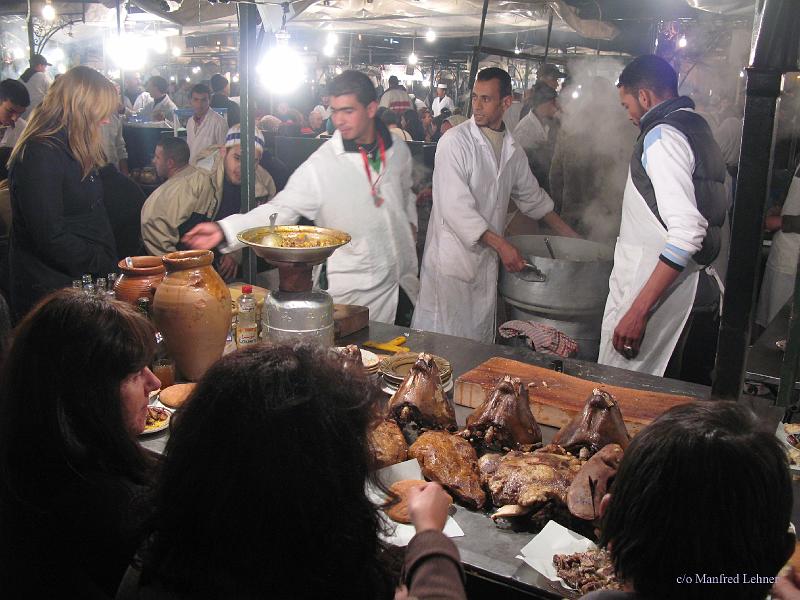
454,357 -> 700,435
334,304 -> 369,339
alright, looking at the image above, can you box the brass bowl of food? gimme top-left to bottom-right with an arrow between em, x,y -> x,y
236,225 -> 351,266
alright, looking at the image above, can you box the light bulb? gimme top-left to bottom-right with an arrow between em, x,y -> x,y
408,52 -> 418,65
425,29 -> 436,43
571,90 -> 579,99
192,66 -> 201,74
678,35 -> 687,48
42,3 -> 56,21
172,46 -> 182,57
323,44 -> 335,57
514,46 -> 520,55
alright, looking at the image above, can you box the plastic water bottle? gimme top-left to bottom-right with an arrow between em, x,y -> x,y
236,285 -> 258,348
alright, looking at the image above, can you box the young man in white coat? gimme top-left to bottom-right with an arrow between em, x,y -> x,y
181,70 -> 419,324
186,83 -> 228,163
412,67 -> 577,343
431,83 -> 454,117
597,55 -> 727,376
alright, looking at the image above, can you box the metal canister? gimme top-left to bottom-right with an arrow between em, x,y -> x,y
262,289 -> 335,347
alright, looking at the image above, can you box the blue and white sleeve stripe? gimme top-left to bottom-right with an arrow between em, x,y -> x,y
660,243 -> 691,271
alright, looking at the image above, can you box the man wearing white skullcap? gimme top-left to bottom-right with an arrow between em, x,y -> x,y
141,124 -> 276,280
431,83 -> 454,117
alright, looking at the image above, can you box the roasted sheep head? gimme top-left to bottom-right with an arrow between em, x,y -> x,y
408,431 -> 486,509
566,443 -> 623,521
387,353 -> 457,438
460,376 -> 542,452
369,420 -> 409,469
552,389 -> 630,459
482,444 -> 583,527
335,345 -> 364,373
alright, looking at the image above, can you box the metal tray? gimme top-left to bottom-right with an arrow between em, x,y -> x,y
237,225 -> 351,265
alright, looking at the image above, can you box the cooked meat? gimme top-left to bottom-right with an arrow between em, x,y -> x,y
567,444 -> 624,521
477,452 -> 503,486
369,420 -> 409,469
460,375 -> 542,452
484,445 -> 583,510
408,431 -> 486,509
552,389 -> 630,458
553,548 -> 621,594
388,353 -> 457,434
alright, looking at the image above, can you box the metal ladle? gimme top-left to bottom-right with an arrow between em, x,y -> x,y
260,213 -> 282,248
515,261 -> 547,283
544,237 -> 556,260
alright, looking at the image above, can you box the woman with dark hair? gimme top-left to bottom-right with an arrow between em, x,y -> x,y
402,109 -> 426,142
580,401 -> 794,600
118,344 -> 464,600
0,289 -> 161,598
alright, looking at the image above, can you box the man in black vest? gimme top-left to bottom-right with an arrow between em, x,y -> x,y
597,54 -> 727,377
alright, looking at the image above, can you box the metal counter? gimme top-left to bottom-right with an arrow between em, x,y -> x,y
746,303 -> 800,389
143,322 -> 788,599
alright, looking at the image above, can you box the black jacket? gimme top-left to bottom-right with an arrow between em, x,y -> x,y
630,96 -> 728,267
210,93 -> 241,128
8,130 -> 117,319
99,165 -> 146,261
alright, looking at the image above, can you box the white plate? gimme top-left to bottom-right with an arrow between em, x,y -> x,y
776,422 -> 800,471
381,378 -> 454,395
140,406 -> 172,436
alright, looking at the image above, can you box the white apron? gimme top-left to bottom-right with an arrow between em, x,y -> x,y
598,174 -> 699,376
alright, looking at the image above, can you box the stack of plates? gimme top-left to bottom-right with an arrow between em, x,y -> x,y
334,347 -> 380,376
379,352 -> 453,394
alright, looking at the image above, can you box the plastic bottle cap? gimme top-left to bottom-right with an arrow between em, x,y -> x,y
242,285 -> 253,294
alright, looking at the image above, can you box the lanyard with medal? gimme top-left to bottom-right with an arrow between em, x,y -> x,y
358,136 -> 386,208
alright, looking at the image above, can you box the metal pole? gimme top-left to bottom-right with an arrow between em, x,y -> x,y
777,263 -> 800,408
465,0 -> 490,117
116,0 -> 124,108
543,9 -> 554,64
348,33 -> 353,68
238,2 -> 259,284
26,0 -> 35,63
711,0 -> 800,399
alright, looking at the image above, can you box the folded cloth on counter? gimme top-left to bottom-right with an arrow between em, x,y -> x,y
498,320 -> 579,358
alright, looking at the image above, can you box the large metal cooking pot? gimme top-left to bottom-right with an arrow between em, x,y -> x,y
499,235 -> 614,361
500,235 -> 614,314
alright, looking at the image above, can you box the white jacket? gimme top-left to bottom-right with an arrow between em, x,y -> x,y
187,109 -> 228,163
21,72 -> 51,119
139,95 -> 177,122
219,129 -> 419,324
412,117 -> 554,342
431,95 -> 454,117
512,111 -> 549,153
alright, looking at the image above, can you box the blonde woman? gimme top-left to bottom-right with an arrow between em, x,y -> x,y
7,66 -> 119,319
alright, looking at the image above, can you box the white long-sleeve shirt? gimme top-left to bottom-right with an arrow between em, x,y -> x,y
186,109 -> 228,163
100,114 -> 128,167
0,117 -> 26,149
639,122 -> 707,269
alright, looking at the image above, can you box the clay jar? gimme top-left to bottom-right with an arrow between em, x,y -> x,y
114,256 -> 166,304
152,250 -> 232,382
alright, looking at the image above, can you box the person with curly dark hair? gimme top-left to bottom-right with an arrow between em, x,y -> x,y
118,344 -> 464,600
580,401 -> 794,600
0,289 -> 161,597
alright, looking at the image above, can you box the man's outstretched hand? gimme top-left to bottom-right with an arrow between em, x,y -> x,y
181,222 -> 224,250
